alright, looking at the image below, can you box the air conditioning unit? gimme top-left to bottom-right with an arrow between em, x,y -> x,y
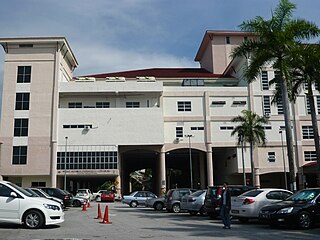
84,125 -> 90,130
264,113 -> 271,118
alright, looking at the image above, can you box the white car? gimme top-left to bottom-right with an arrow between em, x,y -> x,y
231,188 -> 293,223
75,189 -> 93,201
0,181 -> 64,229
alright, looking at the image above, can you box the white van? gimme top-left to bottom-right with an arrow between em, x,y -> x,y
0,181 -> 64,229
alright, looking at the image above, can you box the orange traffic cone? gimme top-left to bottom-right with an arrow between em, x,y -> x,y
94,203 -> 102,219
82,201 -> 87,211
100,205 -> 112,224
87,200 -> 91,208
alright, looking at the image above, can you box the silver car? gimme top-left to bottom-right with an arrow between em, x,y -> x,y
181,190 -> 206,215
145,196 -> 166,211
122,191 -> 157,207
231,188 -> 293,223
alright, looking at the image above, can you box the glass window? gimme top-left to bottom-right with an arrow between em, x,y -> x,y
306,97 -> 311,115
261,71 -> 269,90
177,101 -> 191,112
242,190 -> 263,197
68,102 -> 82,108
268,152 -> 276,162
0,184 -> 14,197
277,98 -> 284,115
226,36 -> 231,44
302,126 -> 314,139
266,191 -> 282,200
126,102 -> 140,108
96,102 -> 110,108
14,118 -> 29,137
15,93 -> 30,110
12,146 -> 27,165
263,96 -> 271,115
304,151 -> 316,161
17,66 -> 31,83
176,127 -> 183,138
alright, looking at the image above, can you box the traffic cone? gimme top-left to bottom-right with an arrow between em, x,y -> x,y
100,205 -> 112,224
94,203 -> 102,219
82,201 -> 87,211
87,200 -> 91,208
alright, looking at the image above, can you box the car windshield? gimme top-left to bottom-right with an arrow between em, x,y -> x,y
77,190 -> 87,194
24,188 -> 40,197
287,189 -> 320,201
129,191 -> 138,196
32,188 -> 50,198
241,190 -> 263,197
7,182 -> 33,197
191,190 -> 206,197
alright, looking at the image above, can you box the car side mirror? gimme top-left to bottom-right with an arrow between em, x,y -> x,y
10,192 -> 18,198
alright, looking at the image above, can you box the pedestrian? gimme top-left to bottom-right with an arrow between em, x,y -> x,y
220,182 -> 231,229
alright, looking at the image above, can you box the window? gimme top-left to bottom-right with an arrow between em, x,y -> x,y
304,151 -> 316,161
14,119 -> 28,137
261,71 -> 269,90
226,36 -> 231,44
31,182 -> 46,187
268,152 -> 276,162
176,127 -> 183,138
68,102 -> 82,108
232,101 -> 246,106
277,98 -> 283,114
15,93 -> 30,110
12,146 -> 27,164
17,66 -> 31,83
182,79 -> 204,86
0,184 -> 13,197
263,126 -> 272,130
126,102 -> 140,108
306,97 -> 311,115
177,101 -> 191,111
211,101 -> 226,106
266,191 -> 283,200
191,127 -> 204,131
317,96 -> 320,114
63,124 -> 92,129
302,126 -> 314,139
263,96 -> 271,115
96,102 -> 110,108
220,126 -> 234,130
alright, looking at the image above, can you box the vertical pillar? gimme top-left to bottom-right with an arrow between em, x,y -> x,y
199,153 -> 205,189
159,146 -> 166,195
206,144 -> 214,186
115,175 -> 121,199
117,150 -> 122,198
0,141 -> 3,181
254,168 -> 260,188
50,141 -> 57,187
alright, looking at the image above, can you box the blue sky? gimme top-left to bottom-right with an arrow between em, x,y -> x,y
0,0 -> 320,112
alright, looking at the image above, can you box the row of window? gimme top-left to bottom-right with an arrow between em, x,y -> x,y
268,151 -> 317,162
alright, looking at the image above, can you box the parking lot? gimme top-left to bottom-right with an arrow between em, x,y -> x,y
0,201 -> 319,240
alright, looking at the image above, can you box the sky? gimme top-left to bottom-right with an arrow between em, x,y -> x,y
0,0 -> 320,112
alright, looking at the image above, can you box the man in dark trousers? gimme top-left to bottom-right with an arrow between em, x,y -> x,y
220,182 -> 231,229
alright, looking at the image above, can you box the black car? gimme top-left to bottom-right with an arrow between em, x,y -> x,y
39,187 -> 73,207
165,188 -> 197,213
204,185 -> 255,219
259,188 -> 320,229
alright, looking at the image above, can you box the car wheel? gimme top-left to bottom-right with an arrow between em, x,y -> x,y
130,201 -> 138,208
154,202 -> 164,211
189,210 -> 198,216
297,211 -> 312,229
172,203 -> 181,213
96,196 -> 101,202
238,217 -> 249,223
23,210 -> 45,229
73,200 -> 81,207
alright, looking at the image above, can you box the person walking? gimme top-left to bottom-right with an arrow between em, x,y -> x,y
220,182 -> 231,229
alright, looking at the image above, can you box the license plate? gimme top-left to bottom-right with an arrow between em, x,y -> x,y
231,210 -> 239,214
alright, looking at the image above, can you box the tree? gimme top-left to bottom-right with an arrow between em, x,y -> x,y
288,44 -> 320,186
231,110 -> 269,187
232,0 -> 319,190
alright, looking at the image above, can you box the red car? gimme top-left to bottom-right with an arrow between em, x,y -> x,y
101,190 -> 115,202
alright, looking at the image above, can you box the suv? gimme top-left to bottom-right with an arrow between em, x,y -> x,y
39,187 -> 73,207
0,181 -> 64,229
165,188 -> 197,213
204,185 -> 255,219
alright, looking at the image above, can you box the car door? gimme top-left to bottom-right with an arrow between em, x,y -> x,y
315,195 -> 320,222
135,191 -> 147,205
0,183 -> 21,221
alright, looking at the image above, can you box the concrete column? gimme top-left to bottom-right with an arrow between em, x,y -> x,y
206,144 -> 214,186
0,141 -> 3,181
159,146 -> 166,195
117,150 -> 122,197
50,141 -> 57,187
116,175 -> 121,199
254,168 -> 260,188
199,153 -> 205,189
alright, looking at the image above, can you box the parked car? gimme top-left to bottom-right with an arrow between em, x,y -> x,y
0,181 -> 64,229
145,196 -> 166,211
39,187 -> 73,207
231,188 -> 293,223
27,188 -> 64,208
122,191 -> 157,207
61,190 -> 87,207
181,190 -> 206,216
76,189 -> 93,201
204,185 -> 255,219
165,188 -> 197,213
100,190 -> 115,202
259,188 -> 320,229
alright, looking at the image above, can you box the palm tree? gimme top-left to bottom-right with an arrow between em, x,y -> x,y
288,44 -> 320,186
231,110 -> 269,187
232,0 -> 319,190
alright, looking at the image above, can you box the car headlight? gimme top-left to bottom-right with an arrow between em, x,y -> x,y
44,203 -> 60,211
277,207 -> 293,214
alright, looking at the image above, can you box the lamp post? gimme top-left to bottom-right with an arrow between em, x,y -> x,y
279,129 -> 288,190
185,134 -> 193,188
239,134 -> 246,186
64,136 -> 68,191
